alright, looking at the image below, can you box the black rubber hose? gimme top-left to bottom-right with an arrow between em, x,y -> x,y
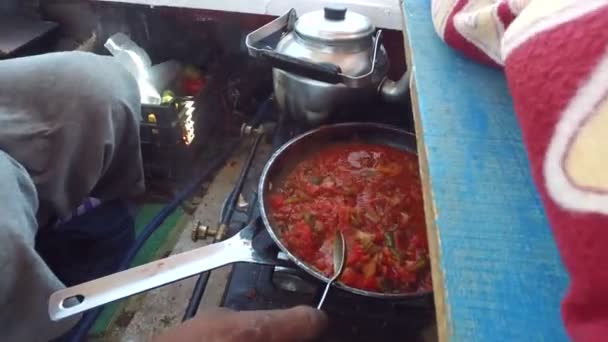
69,95 -> 274,340
67,140 -> 240,342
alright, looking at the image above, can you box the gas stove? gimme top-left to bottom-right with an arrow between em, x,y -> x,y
206,96 -> 436,341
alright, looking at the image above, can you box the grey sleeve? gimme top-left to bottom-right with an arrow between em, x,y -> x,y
0,51 -> 145,227
0,151 -> 80,342
0,51 -> 144,341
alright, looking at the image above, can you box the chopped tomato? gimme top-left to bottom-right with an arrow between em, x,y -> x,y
270,142 -> 431,293
337,206 -> 351,228
285,222 -> 316,259
376,162 -> 403,176
361,276 -> 378,290
410,232 -> 428,249
305,184 -> 320,196
269,195 -> 285,209
347,242 -> 365,264
340,267 -> 357,284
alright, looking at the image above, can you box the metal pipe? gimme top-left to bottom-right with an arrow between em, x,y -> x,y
182,96 -> 273,321
182,134 -> 262,321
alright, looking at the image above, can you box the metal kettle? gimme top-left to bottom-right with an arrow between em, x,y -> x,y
246,7 -> 409,125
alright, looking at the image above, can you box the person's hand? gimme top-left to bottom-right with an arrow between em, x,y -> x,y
154,306 -> 328,342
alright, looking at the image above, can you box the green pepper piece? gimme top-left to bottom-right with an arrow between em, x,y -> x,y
303,212 -> 316,226
286,195 -> 299,204
350,212 -> 361,227
379,277 -> 396,292
365,211 -> 380,224
384,231 -> 395,248
384,231 -> 402,260
416,256 -> 428,270
309,175 -> 322,185
362,169 -> 376,177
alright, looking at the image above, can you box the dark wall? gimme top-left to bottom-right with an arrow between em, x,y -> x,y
92,4 -> 407,78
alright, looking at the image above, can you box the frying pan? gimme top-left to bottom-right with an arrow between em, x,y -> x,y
48,123 -> 432,321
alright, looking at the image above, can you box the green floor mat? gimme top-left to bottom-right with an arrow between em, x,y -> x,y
89,204 -> 186,337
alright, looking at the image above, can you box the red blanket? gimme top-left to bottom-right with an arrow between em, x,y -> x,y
432,1 -> 608,340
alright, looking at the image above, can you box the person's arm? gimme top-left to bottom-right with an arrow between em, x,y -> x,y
0,151 -> 81,340
155,306 -> 327,342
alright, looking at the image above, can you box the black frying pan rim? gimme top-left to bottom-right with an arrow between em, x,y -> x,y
258,122 -> 433,300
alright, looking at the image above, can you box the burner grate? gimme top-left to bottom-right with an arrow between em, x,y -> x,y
211,98 -> 436,341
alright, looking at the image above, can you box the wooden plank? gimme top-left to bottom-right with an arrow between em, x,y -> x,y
401,1 -> 569,341
411,75 -> 450,342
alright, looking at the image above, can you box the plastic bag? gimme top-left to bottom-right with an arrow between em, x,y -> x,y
105,33 -> 161,105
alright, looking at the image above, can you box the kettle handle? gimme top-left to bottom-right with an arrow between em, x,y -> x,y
259,50 -> 342,84
246,9 -> 383,87
246,9 -> 297,58
245,9 -> 341,84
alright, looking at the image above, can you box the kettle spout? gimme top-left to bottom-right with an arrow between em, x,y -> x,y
380,71 -> 410,103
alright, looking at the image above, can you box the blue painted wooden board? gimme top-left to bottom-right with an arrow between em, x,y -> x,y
402,1 -> 569,340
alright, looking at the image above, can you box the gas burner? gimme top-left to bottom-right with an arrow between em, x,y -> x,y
272,252 -> 317,294
173,93 -> 436,341
191,95 -> 436,341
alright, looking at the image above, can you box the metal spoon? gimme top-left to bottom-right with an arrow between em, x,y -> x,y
317,230 -> 346,309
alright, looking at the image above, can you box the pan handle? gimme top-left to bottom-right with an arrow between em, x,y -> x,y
48,224 -> 281,321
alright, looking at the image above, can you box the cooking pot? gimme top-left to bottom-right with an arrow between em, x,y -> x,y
246,8 -> 410,125
48,123 -> 430,321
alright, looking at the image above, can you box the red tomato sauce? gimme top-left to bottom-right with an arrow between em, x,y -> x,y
269,142 -> 432,293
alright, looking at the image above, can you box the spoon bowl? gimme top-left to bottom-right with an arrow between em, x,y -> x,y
317,230 -> 346,309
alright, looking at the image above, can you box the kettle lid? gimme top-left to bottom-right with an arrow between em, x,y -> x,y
295,7 -> 375,43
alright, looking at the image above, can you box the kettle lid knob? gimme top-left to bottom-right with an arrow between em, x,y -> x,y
324,7 -> 347,21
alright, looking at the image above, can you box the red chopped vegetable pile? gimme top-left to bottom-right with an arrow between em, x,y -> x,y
269,142 -> 432,293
